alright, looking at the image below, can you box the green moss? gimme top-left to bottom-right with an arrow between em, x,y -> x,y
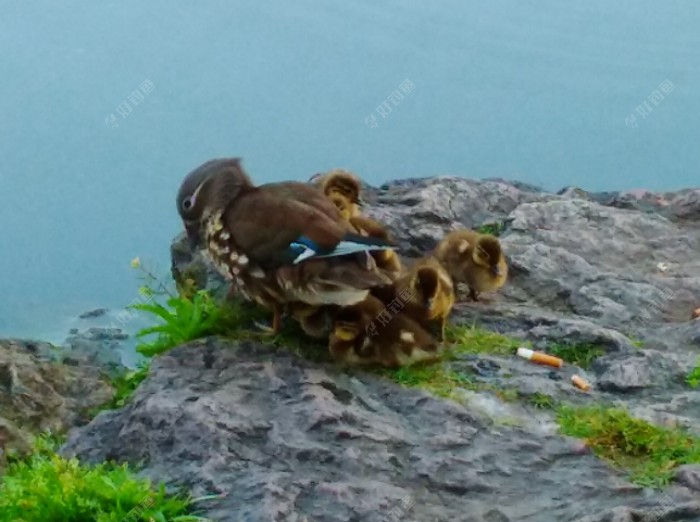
444,324 -> 523,356
378,325 -> 523,399
0,435 -> 210,522
548,342 -> 604,369
629,336 -> 644,348
686,360 -> 700,388
384,363 -> 475,398
557,405 -> 700,487
476,221 -> 506,237
526,392 -> 557,410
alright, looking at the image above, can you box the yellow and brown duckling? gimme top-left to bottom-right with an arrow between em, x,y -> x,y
315,170 -> 402,281
394,256 -> 455,341
317,169 -> 364,219
433,229 -> 508,302
287,302 -> 338,339
176,158 -> 394,333
329,295 -> 441,368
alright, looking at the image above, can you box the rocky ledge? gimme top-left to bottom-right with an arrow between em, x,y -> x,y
18,176 -> 700,521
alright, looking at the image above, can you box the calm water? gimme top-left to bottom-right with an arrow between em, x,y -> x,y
1,0 -> 699,340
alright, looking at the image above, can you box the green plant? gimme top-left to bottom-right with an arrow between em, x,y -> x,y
549,342 -> 604,369
379,325 -> 524,398
0,435 -> 211,521
476,221 -> 506,237
132,290 -> 237,357
686,361 -> 700,388
444,324 -> 523,356
88,364 -> 151,416
557,405 -> 700,487
526,392 -> 557,410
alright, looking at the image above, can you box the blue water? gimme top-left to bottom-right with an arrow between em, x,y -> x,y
1,0 -> 699,340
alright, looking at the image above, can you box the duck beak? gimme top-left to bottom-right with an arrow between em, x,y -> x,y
491,266 -> 501,277
424,297 -> 435,310
185,221 -> 201,250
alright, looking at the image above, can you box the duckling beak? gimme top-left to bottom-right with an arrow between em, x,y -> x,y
185,221 -> 201,250
424,297 -> 435,310
491,266 -> 500,277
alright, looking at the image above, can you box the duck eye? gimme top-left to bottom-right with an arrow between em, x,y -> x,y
182,197 -> 193,211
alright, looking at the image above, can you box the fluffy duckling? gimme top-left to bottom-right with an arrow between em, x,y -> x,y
329,295 -> 441,368
320,174 -> 402,281
348,215 -> 403,281
176,158 -> 394,333
318,169 -> 363,218
394,256 -> 455,341
433,229 -> 508,302
288,302 -> 338,339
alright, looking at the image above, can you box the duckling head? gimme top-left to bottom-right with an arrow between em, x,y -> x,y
322,170 -> 363,207
473,236 -> 503,277
413,266 -> 440,311
177,157 -> 253,249
329,193 -> 353,221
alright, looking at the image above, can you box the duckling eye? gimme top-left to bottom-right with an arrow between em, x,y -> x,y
182,197 -> 193,211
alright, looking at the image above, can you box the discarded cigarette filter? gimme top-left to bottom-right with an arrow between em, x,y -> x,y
692,308 -> 700,320
571,375 -> 591,391
516,348 -> 563,368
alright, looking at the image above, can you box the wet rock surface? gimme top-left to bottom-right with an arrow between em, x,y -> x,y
75,175 -> 700,521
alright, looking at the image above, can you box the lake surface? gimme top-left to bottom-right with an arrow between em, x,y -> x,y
1,0 -> 699,340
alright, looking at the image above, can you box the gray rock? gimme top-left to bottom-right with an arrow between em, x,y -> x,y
62,339 -> 700,522
161,175 -> 700,520
0,339 -> 114,467
78,308 -> 109,319
59,327 -> 129,378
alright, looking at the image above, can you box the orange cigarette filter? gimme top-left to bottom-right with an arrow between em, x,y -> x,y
692,308 -> 700,319
516,348 -> 563,368
571,375 -> 591,391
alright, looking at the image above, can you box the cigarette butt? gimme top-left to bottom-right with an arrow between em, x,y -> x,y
571,375 -> 591,391
516,347 -> 563,368
692,308 -> 700,320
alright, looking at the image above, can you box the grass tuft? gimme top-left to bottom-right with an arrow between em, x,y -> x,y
378,324 -> 524,398
687,361 -> 700,388
476,222 -> 506,237
0,434 -> 210,522
557,404 -> 700,487
548,342 -> 605,369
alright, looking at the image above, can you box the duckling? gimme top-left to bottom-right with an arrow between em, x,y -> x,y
319,169 -> 363,218
176,158 -> 394,333
329,295 -> 441,368
348,215 -> 403,281
395,256 -> 455,341
433,229 -> 508,302
322,178 -> 402,281
288,302 -> 338,339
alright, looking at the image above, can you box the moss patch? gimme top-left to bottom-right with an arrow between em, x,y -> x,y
476,221 -> 506,237
548,342 -> 605,369
557,404 -> 700,487
378,325 -> 524,399
444,324 -> 523,356
686,360 -> 700,388
0,435 -> 210,522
